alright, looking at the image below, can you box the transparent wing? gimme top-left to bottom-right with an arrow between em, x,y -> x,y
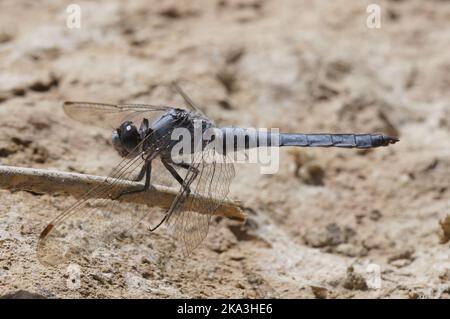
165,147 -> 235,256
37,128 -> 177,266
63,101 -> 174,130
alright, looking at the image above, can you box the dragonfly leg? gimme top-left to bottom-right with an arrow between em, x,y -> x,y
158,160 -> 200,231
148,213 -> 169,232
113,160 -> 152,200
174,162 -> 199,185
132,162 -> 147,182
161,160 -> 199,194
161,160 -> 187,186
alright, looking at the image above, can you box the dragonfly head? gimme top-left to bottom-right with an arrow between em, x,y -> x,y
112,121 -> 141,157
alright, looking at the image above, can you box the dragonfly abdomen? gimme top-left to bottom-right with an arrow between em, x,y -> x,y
279,133 -> 399,148
216,129 -> 398,153
219,127 -> 278,153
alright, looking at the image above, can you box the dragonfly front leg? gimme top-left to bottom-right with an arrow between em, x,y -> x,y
112,160 -> 152,200
132,162 -> 147,182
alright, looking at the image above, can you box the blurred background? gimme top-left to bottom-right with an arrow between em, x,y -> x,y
0,0 -> 449,298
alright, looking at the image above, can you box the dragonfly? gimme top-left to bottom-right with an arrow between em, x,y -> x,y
37,85 -> 399,266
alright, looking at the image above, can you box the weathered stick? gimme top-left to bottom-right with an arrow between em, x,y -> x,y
0,165 -> 246,221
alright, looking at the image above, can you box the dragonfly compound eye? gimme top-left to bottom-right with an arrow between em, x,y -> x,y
118,121 -> 140,153
111,130 -> 128,157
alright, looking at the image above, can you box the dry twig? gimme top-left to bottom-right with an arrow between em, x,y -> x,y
0,165 -> 246,221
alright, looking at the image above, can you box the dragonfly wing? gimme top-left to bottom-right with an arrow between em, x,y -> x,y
165,148 -> 235,256
63,101 -> 173,130
37,125 -> 179,266
37,155 -> 152,266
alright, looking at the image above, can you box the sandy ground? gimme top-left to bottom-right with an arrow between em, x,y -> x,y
0,0 -> 449,298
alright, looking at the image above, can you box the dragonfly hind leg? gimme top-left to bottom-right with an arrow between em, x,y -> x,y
161,160 -> 199,195
148,160 -> 199,233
